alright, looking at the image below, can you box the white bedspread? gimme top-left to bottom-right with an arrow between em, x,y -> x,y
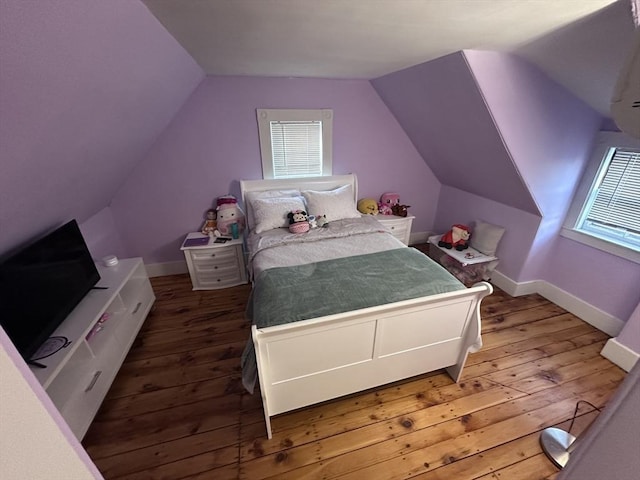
246,216 -> 405,279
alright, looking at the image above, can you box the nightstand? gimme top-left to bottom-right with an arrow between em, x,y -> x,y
180,233 -> 247,290
375,214 -> 415,245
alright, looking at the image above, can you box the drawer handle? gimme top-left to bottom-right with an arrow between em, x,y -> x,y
85,371 -> 102,392
211,253 -> 216,258
132,302 -> 142,315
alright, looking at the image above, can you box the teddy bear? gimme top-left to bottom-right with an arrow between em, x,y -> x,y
391,204 -> 411,217
438,224 -> 471,250
287,210 -> 310,234
357,198 -> 379,215
214,203 -> 245,237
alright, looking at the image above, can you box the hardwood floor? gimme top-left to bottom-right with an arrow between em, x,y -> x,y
82,269 -> 626,480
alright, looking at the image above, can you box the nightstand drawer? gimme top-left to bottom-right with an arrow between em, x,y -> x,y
196,267 -> 244,288
181,234 -> 248,290
375,215 -> 415,245
190,247 -> 237,263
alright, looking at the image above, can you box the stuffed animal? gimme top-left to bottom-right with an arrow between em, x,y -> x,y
316,214 -> 329,228
379,192 -> 400,215
201,208 -> 217,236
438,224 -> 471,250
214,203 -> 245,237
357,198 -> 379,215
392,204 -> 411,217
308,215 -> 318,229
287,210 -> 310,234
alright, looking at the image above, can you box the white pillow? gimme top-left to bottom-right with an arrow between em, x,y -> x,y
245,189 -> 301,230
302,184 -> 360,222
470,220 -> 505,256
252,196 -> 306,234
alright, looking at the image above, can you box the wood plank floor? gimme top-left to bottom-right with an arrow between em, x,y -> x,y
83,265 -> 626,479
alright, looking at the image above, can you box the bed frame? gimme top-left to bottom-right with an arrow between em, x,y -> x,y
240,174 -> 493,439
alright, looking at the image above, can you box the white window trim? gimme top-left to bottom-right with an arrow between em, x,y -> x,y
561,131 -> 640,264
257,108 -> 333,179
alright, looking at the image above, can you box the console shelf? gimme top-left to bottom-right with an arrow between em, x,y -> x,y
30,257 -> 155,439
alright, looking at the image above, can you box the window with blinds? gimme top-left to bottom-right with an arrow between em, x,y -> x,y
270,120 -> 323,178
576,148 -> 640,251
257,109 -> 333,179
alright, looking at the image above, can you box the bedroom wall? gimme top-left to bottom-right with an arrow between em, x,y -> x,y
371,51 -> 539,215
434,187 -> 541,281
0,0 -> 204,257
110,76 -> 440,264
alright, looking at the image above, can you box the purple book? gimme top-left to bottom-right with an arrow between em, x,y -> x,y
183,236 -> 210,247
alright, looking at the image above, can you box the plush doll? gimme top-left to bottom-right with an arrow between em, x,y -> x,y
357,198 -> 379,215
201,208 -> 217,236
379,192 -> 400,215
308,215 -> 318,229
316,214 -> 329,228
438,224 -> 471,250
214,203 -> 245,237
392,204 -> 411,217
287,210 -> 310,234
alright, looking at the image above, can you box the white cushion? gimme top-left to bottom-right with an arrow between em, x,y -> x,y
302,184 -> 360,222
252,196 -> 306,234
245,189 -> 301,230
470,220 -> 505,256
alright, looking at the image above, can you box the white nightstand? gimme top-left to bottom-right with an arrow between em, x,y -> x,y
375,214 -> 415,245
180,233 -> 247,290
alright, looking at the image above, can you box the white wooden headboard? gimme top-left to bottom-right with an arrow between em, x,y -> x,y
240,174 -> 358,227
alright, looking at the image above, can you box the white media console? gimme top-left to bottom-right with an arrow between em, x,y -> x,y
29,257 -> 155,439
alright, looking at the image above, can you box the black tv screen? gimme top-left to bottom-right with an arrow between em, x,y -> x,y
0,220 -> 100,362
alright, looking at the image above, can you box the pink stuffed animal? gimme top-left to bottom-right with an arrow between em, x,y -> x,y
379,192 -> 400,215
214,203 -> 245,237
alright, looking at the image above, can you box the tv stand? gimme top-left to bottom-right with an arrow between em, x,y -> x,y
29,258 -> 155,439
28,360 -> 47,369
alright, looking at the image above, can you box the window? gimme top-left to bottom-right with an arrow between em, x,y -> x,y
562,131 -> 640,263
257,109 -> 333,179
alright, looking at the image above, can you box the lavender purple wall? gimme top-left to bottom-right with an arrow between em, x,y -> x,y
110,76 -> 440,264
79,207 -> 126,263
371,51 -> 539,215
434,186 -> 541,281
464,50 -> 603,281
545,238 -> 640,323
0,0 -> 203,257
617,302 -> 640,353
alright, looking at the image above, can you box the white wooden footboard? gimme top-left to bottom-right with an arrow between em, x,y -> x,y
253,281 -> 493,438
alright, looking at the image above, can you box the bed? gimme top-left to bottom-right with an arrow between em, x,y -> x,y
240,174 -> 493,439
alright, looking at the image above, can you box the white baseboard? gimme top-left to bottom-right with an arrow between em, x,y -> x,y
145,260 -> 188,278
490,270 -> 624,337
601,337 -> 639,372
409,231 -> 434,246
490,270 -> 539,297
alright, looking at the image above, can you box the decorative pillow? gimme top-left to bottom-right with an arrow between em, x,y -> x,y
252,196 -> 306,234
470,220 -> 505,256
245,189 -> 301,229
302,184 -> 360,222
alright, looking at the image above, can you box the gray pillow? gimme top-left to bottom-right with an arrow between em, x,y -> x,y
470,220 -> 505,256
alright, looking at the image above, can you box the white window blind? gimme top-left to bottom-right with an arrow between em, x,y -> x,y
577,148 -> 640,250
257,109 -> 333,179
270,120 -> 323,178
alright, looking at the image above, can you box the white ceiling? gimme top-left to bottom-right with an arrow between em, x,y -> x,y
142,0 -> 638,116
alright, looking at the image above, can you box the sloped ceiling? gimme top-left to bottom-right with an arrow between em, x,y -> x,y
372,52 -> 540,215
140,0 -> 633,117
0,0 -> 204,255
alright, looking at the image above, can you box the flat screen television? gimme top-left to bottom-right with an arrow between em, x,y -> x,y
0,219 -> 100,363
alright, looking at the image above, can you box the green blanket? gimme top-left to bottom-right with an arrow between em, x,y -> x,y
248,248 -> 465,328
